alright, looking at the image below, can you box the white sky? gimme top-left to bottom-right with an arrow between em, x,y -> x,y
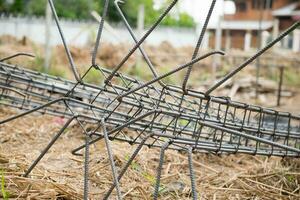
155,0 -> 236,26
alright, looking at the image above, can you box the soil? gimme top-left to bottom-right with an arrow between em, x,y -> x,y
1,106 -> 300,199
1,35 -> 300,199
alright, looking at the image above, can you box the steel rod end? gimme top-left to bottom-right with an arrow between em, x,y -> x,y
117,96 -> 123,102
216,50 -> 225,56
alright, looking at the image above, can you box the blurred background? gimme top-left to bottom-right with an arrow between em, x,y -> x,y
0,0 -> 299,110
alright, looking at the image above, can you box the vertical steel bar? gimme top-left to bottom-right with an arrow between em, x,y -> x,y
277,66 -> 284,107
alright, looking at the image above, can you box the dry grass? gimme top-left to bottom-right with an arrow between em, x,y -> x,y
0,107 -> 300,200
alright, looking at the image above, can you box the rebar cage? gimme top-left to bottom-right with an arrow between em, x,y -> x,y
0,0 -> 300,199
1,61 -> 300,157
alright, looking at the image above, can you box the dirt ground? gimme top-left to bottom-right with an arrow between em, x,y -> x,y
0,106 -> 300,200
1,35 -> 300,199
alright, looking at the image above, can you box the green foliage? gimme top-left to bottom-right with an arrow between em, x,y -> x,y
83,67 -> 102,84
267,67 -> 300,87
0,1 -> 3,11
99,0 -> 121,23
32,53 -> 44,70
10,0 -> 24,14
52,0 -> 93,19
158,65 -> 177,85
121,0 -> 160,26
285,174 -> 295,183
47,66 -> 66,77
26,0 -> 47,16
283,68 -> 300,86
0,0 -> 100,19
177,13 -> 195,27
0,0 -> 195,27
178,119 -> 189,127
1,170 -> 9,200
32,54 -> 66,78
27,0 -> 97,19
124,154 -> 141,171
0,0 -> 20,13
162,13 -> 195,27
124,154 -> 167,196
129,63 -> 153,81
120,0 -> 195,27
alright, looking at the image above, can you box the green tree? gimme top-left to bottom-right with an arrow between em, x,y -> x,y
121,0 -> 160,26
118,0 -> 195,27
0,1 -> 5,13
0,0 -> 195,27
10,0 -> 24,14
28,0 -> 93,19
27,0 -> 45,16
99,0 -> 121,23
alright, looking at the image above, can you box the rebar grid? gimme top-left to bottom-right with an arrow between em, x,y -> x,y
0,0 -> 300,199
2,61 -> 300,157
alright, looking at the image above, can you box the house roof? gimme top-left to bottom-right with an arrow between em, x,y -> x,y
272,3 -> 300,17
207,20 -> 273,31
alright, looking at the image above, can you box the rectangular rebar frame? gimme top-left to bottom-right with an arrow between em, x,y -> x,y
0,0 -> 300,199
1,62 -> 299,157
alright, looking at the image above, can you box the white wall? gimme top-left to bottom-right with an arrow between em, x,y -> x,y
0,16 -> 199,47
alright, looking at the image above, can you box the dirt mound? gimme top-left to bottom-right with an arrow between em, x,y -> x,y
98,43 -> 136,68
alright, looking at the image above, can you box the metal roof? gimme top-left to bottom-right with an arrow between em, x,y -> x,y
272,3 -> 300,17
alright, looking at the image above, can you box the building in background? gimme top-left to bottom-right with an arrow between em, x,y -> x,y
273,2 -> 300,51
205,0 -> 300,52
